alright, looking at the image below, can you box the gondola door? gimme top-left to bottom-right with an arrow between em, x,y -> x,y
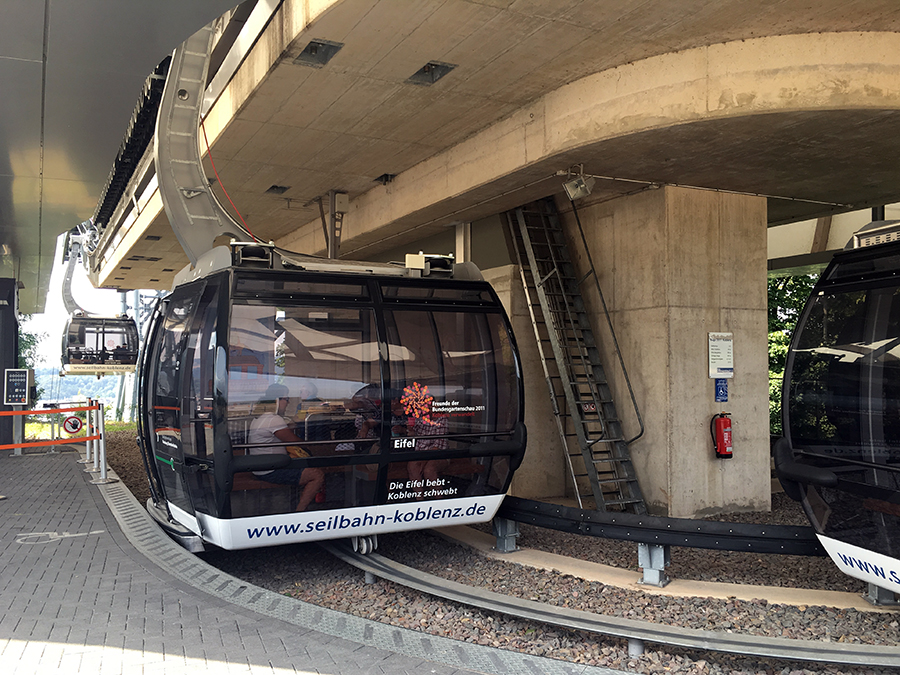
145,282 -> 204,523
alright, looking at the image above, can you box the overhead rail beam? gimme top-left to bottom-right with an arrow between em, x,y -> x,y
155,22 -> 250,265
91,58 -> 170,235
88,4 -> 281,279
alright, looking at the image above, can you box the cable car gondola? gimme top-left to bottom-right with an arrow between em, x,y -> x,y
59,225 -> 140,377
775,220 -> 900,594
61,313 -> 140,376
138,243 -> 526,552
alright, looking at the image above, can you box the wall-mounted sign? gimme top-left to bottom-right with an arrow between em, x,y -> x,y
708,332 -> 734,379
715,378 -> 729,402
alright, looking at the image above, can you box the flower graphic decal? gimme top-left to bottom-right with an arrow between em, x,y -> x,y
401,382 -> 440,426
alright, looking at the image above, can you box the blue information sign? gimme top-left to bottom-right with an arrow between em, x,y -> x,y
715,378 -> 728,402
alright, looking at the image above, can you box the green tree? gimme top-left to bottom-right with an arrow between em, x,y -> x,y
767,274 -> 818,434
17,315 -> 46,403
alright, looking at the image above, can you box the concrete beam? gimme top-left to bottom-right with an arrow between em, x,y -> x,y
278,31 -> 900,257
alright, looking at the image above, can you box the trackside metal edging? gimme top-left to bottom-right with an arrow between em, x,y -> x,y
324,542 -> 900,668
497,497 -> 826,556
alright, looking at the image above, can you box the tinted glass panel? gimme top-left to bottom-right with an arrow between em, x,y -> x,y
386,310 -> 519,438
385,454 -> 512,503
789,284 -> 900,557
149,285 -> 202,514
184,285 -> 219,465
65,319 -> 137,364
789,287 -> 900,458
226,302 -> 380,516
383,309 -> 519,504
802,479 -> 900,558
381,285 -> 492,301
235,277 -> 366,299
826,252 -> 900,282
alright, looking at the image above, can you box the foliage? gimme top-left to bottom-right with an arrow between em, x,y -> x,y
767,273 -> 818,435
105,420 -> 137,434
767,330 -> 791,435
768,275 -> 818,334
17,314 -> 46,402
34,366 -> 127,418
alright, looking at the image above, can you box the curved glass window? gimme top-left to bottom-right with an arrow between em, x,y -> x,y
383,309 -> 519,505
63,317 -> 138,366
225,300 -> 382,517
226,302 -> 380,457
147,283 -> 202,514
787,283 -> 900,556
788,286 -> 900,457
385,309 -> 519,439
221,273 -> 523,517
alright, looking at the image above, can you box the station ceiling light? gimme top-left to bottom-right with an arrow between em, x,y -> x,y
562,175 -> 595,201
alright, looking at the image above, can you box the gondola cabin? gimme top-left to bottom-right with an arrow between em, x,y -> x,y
775,220 -> 900,595
139,245 -> 526,552
62,314 -> 139,375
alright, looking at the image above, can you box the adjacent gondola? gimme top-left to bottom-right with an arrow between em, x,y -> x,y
775,220 -> 900,594
61,313 -> 140,375
138,243 -> 526,552
59,226 -> 140,377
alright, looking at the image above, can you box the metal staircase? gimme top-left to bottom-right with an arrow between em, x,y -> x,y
506,199 -> 646,514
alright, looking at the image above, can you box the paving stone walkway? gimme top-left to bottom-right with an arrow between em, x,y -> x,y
0,449 -> 624,675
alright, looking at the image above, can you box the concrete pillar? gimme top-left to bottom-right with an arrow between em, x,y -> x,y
0,279 -> 19,445
482,265 -> 567,500
557,186 -> 770,517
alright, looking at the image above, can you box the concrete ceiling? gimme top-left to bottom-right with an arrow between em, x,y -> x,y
0,0 -> 240,312
8,0 -> 900,304
200,0 -> 900,244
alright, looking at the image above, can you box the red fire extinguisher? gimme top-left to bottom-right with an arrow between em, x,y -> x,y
711,412 -> 733,459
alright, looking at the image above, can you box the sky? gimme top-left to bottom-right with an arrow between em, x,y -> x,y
22,233 -> 130,367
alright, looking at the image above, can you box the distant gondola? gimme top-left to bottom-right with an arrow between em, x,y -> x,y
61,313 -> 139,376
775,220 -> 900,595
138,243 -> 526,552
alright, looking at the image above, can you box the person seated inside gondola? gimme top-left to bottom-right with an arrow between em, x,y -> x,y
407,398 -> 450,496
335,384 -> 382,452
248,384 -> 324,511
390,397 -> 407,436
288,380 -> 326,439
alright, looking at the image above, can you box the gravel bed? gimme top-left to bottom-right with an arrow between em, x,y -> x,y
105,429 -> 900,675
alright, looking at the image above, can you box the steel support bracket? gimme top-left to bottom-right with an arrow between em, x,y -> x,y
493,517 -> 520,553
638,542 -> 671,587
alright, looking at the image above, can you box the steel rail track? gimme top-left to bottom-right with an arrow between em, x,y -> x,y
322,541 -> 900,668
498,497 -> 825,556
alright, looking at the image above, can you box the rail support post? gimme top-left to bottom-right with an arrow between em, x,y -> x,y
627,638 -> 645,657
493,517 -> 519,553
866,583 -> 900,606
638,543 -> 671,587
